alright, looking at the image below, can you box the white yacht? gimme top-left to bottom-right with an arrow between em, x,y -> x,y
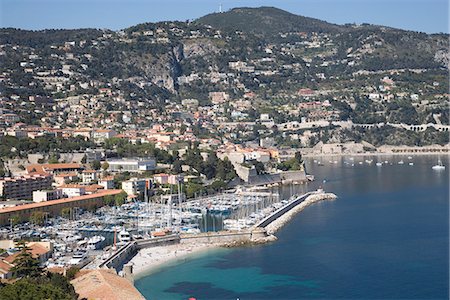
68,250 -> 88,266
86,235 -> 106,250
432,159 -> 446,170
118,229 -> 131,243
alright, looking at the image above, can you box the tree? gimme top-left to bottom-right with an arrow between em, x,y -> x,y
104,195 -> 115,206
48,153 -> 60,164
101,161 -> 109,171
90,160 -> 101,170
30,211 -> 45,226
11,241 -> 43,279
10,215 -> 21,226
294,151 -> 303,164
172,159 -> 183,174
81,155 -> 87,164
114,191 -> 127,206
61,208 -> 71,219
185,182 -> 205,198
65,267 -> 79,280
0,279 -> 74,300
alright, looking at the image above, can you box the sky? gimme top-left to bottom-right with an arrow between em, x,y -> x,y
0,0 -> 448,34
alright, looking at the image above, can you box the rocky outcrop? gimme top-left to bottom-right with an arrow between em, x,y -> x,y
434,49 -> 449,68
182,39 -> 220,58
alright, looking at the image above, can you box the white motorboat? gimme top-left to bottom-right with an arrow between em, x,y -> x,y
68,250 -> 88,266
86,235 -> 106,250
432,159 -> 446,170
118,229 -> 131,243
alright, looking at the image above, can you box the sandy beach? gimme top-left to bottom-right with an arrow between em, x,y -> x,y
130,241 -> 226,279
129,192 -> 337,280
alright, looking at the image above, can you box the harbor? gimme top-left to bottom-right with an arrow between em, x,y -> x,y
0,185 -> 336,277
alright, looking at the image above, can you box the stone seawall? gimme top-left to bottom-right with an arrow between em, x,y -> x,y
265,192 -> 337,235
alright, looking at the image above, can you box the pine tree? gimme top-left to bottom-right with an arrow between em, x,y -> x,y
10,241 -> 43,278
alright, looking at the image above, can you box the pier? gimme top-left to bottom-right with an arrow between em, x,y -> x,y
255,192 -> 314,228
100,190 -> 337,277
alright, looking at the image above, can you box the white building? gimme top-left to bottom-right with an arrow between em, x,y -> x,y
60,185 -> 86,197
121,178 -> 150,196
32,189 -> 63,202
99,177 -> 115,190
82,170 -> 98,184
92,129 -> 117,142
107,158 -> 156,172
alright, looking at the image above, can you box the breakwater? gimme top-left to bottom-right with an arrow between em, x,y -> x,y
265,192 -> 337,235
102,190 -> 337,277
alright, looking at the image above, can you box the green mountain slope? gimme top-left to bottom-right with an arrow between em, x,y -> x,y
196,6 -> 345,36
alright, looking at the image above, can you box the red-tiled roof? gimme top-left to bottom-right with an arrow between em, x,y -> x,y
0,190 -> 122,214
71,269 -> 145,300
27,163 -> 82,175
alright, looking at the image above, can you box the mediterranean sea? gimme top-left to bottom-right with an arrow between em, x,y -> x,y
135,155 -> 449,299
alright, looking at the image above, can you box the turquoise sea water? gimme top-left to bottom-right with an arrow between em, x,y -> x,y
135,155 -> 449,299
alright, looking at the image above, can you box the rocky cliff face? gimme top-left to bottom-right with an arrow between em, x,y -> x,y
434,50 -> 449,69
140,40 -> 220,93
182,39 -> 220,58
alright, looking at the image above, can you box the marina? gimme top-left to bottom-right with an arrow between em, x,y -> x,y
1,184 -> 330,272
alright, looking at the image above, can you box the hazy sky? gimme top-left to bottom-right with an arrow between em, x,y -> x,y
0,0 -> 448,33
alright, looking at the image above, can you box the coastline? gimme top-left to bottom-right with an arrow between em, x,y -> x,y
303,151 -> 450,158
265,193 -> 337,235
131,192 -> 337,281
130,241 -> 227,280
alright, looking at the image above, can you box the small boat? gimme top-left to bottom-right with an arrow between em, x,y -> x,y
68,250 -> 88,266
409,162 -> 414,166
408,156 -> 413,160
118,229 -> 131,243
432,159 -> 446,170
398,160 -> 404,165
376,162 -> 383,167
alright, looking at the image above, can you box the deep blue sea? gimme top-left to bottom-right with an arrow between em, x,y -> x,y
135,155 -> 449,299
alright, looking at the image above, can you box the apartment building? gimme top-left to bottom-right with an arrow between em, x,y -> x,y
0,174 -> 53,200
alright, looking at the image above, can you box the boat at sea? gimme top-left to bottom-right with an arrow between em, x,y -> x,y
398,160 -> 404,165
376,162 -> 383,167
409,162 -> 414,166
432,159 -> 446,170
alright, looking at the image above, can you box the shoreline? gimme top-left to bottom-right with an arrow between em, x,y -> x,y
303,151 -> 449,158
130,192 -> 337,281
130,241 -> 227,280
266,193 -> 337,235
